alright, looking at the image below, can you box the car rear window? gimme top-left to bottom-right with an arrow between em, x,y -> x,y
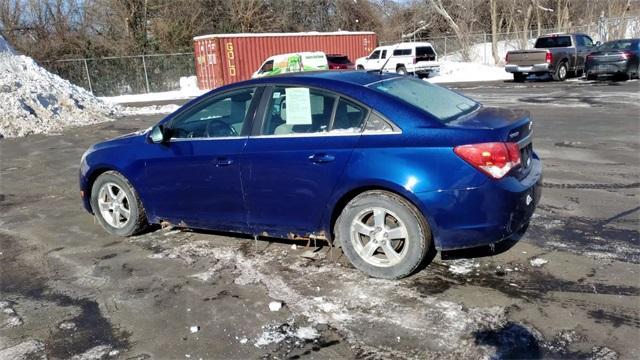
328,56 -> 351,64
368,77 -> 479,123
599,40 -> 634,51
535,36 -> 572,48
416,47 -> 435,56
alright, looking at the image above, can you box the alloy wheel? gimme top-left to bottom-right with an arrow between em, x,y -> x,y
97,182 -> 131,228
350,207 -> 409,267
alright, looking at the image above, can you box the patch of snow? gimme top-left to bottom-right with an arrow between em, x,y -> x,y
100,76 -> 207,104
0,340 -> 45,360
447,259 -> 477,275
269,301 -> 283,312
190,325 -> 200,333
529,258 -> 548,267
295,326 -> 320,340
427,61 -> 512,83
118,104 -> 180,116
70,345 -> 113,360
59,321 -> 77,330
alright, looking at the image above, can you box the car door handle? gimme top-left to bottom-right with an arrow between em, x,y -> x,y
215,158 -> 234,166
308,153 -> 335,164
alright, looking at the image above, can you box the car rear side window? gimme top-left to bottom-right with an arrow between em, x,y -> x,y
535,36 -> 572,48
331,99 -> 368,133
262,87 -> 336,135
369,77 -> 479,123
393,49 -> 412,56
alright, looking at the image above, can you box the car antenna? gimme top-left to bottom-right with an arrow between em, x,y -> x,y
379,44 -> 401,76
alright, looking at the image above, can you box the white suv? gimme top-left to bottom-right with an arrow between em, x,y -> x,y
355,42 -> 440,78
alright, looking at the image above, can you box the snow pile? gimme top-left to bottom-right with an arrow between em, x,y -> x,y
0,47 -> 119,137
0,35 -> 178,138
101,76 -> 207,104
428,60 -> 512,83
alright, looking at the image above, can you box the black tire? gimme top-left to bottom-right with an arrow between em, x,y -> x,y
513,73 -> 526,82
356,65 -> 364,70
90,171 -> 148,237
586,73 -> 597,81
552,61 -> 568,81
396,66 -> 407,75
335,190 -> 432,279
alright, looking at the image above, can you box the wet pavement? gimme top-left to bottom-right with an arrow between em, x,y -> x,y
1,78 -> 639,359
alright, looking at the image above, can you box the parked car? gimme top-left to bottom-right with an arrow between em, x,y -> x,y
505,33 -> 597,82
79,71 -> 542,279
585,38 -> 640,80
355,42 -> 440,78
252,52 -> 328,78
326,54 -> 355,69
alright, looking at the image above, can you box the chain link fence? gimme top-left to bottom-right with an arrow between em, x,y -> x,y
382,16 -> 640,65
42,53 -> 195,97
40,16 -> 638,97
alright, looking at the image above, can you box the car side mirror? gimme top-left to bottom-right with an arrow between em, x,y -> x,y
595,41 -> 601,47
149,124 -> 169,144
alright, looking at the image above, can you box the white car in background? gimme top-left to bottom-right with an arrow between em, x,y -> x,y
355,42 -> 440,78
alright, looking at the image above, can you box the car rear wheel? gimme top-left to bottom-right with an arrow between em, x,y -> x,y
335,190 -> 431,279
553,62 -> 568,81
396,66 -> 407,75
513,73 -> 526,82
357,65 -> 364,70
91,171 -> 148,237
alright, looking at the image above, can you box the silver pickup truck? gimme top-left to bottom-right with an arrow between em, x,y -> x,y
505,33 -> 597,82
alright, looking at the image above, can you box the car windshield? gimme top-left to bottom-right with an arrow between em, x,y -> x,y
535,36 -> 572,48
598,40 -> 634,51
328,56 -> 351,64
369,77 -> 479,122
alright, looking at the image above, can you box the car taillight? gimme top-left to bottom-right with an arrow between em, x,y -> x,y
586,54 -> 593,62
505,53 -> 510,63
545,51 -> 552,63
329,64 -> 336,69
622,51 -> 632,60
454,142 -> 521,179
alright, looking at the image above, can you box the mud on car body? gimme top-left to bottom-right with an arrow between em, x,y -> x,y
79,71 -> 542,279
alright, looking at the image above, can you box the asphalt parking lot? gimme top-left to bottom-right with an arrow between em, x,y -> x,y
1,78 -> 638,359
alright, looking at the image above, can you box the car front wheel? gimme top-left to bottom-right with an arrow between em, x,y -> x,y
90,171 -> 148,237
335,190 -> 431,279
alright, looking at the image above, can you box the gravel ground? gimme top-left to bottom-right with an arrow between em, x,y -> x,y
0,78 -> 638,359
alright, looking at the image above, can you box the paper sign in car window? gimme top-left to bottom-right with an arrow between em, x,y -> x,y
285,87 -> 312,125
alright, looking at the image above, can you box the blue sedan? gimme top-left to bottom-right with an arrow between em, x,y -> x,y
79,71 -> 542,279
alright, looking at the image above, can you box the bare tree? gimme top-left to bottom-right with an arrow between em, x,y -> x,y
427,0 -> 471,61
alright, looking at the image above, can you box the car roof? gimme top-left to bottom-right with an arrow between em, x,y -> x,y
244,70 -> 402,87
393,42 -> 434,47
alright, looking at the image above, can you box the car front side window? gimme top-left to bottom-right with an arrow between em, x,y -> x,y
369,50 -> 381,60
169,88 -> 256,139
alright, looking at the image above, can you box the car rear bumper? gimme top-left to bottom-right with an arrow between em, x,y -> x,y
410,62 -> 440,74
586,60 -> 630,75
417,155 -> 542,251
505,63 -> 550,73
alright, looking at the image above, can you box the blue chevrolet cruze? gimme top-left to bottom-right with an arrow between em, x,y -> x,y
80,71 -> 541,279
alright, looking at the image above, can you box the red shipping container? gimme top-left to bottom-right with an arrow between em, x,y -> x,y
193,31 -> 377,90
